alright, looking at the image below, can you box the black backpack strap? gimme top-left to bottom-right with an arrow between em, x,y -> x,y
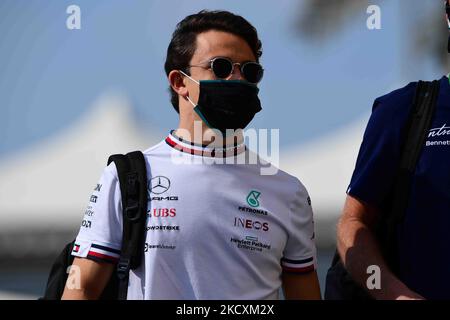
107,151 -> 148,300
383,80 -> 440,268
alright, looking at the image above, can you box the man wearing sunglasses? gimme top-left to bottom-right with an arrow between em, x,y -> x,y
62,10 -> 321,300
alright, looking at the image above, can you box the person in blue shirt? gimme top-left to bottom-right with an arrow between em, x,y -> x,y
336,3 -> 450,300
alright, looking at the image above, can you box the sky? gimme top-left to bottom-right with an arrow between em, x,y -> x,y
0,0 -> 444,157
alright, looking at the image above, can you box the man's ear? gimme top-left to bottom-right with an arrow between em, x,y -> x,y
168,70 -> 188,98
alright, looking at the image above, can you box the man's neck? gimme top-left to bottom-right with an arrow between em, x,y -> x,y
173,125 -> 244,148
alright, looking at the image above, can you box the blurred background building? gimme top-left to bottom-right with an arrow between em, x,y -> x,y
0,0 -> 447,299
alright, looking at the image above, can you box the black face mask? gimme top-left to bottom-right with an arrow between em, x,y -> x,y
184,78 -> 262,134
448,35 -> 450,53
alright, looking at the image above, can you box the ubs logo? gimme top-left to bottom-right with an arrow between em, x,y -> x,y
149,176 -> 171,194
147,208 -> 176,218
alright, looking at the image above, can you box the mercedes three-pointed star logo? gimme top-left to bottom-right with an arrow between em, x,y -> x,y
149,176 -> 171,194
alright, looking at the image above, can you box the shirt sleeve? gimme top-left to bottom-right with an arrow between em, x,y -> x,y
281,179 -> 317,274
347,82 -> 416,208
71,162 -> 123,264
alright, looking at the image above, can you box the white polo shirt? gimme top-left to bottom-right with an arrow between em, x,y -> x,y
72,131 -> 317,299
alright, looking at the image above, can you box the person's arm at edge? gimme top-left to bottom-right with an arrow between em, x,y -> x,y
61,257 -> 115,300
282,270 -> 322,300
337,194 -> 424,300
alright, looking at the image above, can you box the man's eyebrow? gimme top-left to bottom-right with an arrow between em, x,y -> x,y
196,57 -> 214,64
196,56 -> 257,65
188,57 -> 213,67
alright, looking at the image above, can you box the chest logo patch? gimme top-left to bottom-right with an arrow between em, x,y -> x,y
426,124 -> 450,147
246,190 -> 261,208
150,176 -> 171,194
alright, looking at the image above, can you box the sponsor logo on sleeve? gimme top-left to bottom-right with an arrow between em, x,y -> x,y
81,220 -> 92,228
84,206 -> 94,217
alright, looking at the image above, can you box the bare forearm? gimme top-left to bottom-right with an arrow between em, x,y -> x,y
61,287 -> 91,300
60,257 -> 114,300
337,217 -> 410,299
62,279 -> 104,300
336,195 -> 424,300
282,270 -> 322,300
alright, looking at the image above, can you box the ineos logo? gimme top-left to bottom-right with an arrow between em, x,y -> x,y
234,217 -> 269,232
149,176 -> 171,194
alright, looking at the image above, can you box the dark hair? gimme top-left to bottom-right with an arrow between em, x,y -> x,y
164,10 -> 262,112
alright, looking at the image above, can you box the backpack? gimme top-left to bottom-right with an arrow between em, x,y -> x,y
324,80 -> 441,300
40,151 -> 148,300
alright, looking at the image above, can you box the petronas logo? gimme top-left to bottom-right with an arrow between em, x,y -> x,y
246,190 -> 261,208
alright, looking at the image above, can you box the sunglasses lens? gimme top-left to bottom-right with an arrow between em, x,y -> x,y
242,62 -> 264,84
212,58 -> 233,79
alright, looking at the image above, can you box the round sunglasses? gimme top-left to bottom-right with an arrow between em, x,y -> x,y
187,56 -> 264,84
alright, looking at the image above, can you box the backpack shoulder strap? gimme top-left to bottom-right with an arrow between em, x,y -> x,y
107,151 -> 148,300
391,80 -> 439,223
383,80 -> 440,268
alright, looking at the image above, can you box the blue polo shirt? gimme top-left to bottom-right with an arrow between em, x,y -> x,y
347,75 -> 450,299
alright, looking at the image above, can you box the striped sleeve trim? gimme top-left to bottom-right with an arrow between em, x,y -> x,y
87,244 -> 121,264
281,257 -> 315,273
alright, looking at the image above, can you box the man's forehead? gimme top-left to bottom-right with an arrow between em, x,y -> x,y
191,30 -> 256,64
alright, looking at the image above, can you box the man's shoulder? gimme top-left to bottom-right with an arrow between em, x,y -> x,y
274,167 -> 306,192
104,140 -> 167,178
372,81 -> 417,113
251,152 -> 308,198
373,77 -> 446,113
370,77 -> 446,125
142,139 -> 167,157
